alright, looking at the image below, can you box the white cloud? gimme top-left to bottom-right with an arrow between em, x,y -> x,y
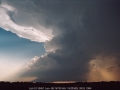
25,56 -> 40,70
24,53 -> 59,71
0,3 -> 53,42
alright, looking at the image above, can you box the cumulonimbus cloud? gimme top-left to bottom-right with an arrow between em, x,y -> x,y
1,0 -> 120,82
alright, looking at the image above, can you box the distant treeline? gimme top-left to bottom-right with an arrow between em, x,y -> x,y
0,81 -> 120,90
0,81 -> 120,83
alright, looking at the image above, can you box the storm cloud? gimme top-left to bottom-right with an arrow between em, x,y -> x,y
1,0 -> 120,82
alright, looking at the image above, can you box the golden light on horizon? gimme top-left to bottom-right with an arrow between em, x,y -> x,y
87,55 -> 120,82
52,81 -> 76,83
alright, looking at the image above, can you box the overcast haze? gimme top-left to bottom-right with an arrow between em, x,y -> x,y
0,0 -> 120,82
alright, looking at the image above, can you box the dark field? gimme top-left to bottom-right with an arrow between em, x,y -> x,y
0,81 -> 120,90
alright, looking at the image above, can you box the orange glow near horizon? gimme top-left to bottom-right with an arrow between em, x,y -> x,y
87,56 -> 120,82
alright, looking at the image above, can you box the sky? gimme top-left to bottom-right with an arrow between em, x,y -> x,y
0,28 -> 45,81
0,0 -> 120,82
